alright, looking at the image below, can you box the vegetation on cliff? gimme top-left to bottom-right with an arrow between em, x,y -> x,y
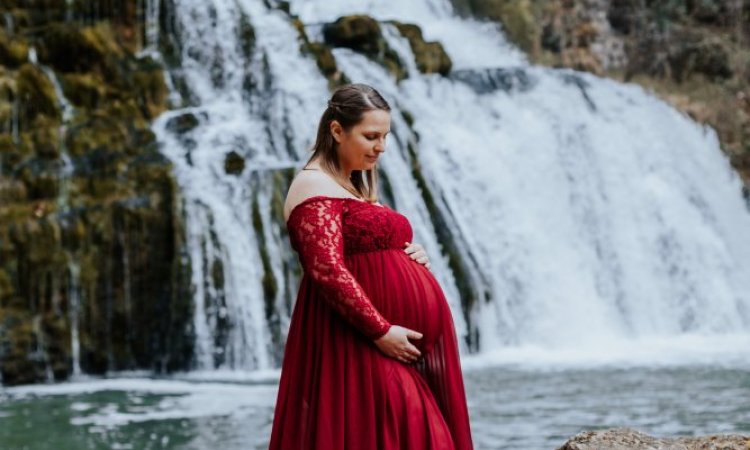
0,4 -> 192,385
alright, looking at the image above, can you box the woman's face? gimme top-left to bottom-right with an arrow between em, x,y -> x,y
331,109 -> 391,173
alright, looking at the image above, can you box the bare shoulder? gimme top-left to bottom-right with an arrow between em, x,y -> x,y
283,170 -> 350,222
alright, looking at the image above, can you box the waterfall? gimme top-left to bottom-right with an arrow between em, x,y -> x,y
68,261 -> 82,377
150,0 -> 750,371
144,0 -> 161,52
27,45 -> 83,375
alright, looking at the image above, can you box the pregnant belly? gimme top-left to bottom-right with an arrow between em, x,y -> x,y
345,249 -> 447,353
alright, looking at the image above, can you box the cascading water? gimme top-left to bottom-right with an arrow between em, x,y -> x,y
150,0 -> 750,373
26,46 -> 86,377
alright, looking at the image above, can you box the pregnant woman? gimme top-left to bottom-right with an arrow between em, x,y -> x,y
269,83 -> 473,450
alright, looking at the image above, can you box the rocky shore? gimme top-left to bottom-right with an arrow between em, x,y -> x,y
558,428 -> 750,450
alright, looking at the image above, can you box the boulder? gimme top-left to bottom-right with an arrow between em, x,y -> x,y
393,23 -> 452,75
557,428 -> 750,450
323,15 -> 383,56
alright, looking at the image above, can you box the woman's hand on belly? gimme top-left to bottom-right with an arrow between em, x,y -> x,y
374,325 -> 423,364
403,241 -> 430,270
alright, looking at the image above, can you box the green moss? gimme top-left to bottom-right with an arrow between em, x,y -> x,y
16,63 -> 60,123
322,15 -> 407,81
39,23 -> 120,74
271,169 -> 293,225
0,179 -> 27,203
18,162 -> 61,200
308,42 -> 338,77
0,30 -> 28,68
0,308 -> 45,385
457,0 -> 541,57
30,117 -> 61,159
496,0 -> 540,56
131,58 -> 168,119
61,73 -> 103,109
323,15 -> 383,56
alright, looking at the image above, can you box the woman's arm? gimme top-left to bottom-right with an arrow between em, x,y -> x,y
288,197 -> 391,340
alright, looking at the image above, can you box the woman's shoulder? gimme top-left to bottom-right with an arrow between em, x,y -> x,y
283,169 -> 354,222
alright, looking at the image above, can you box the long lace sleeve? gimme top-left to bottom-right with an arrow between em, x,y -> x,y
287,197 -> 392,340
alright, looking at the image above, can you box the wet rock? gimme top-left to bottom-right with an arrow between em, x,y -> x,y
392,22 -> 452,75
557,428 -> 750,450
322,15 -> 406,81
165,111 -> 202,134
224,151 -> 245,176
16,63 -> 60,124
323,15 -> 383,56
0,30 -> 28,68
308,42 -> 338,77
449,0 -> 544,57
449,67 -> 535,94
38,23 -> 116,74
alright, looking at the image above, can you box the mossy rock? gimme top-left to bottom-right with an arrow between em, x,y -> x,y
165,112 -> 202,134
16,63 -> 60,124
31,117 -> 61,159
224,151 -> 245,175
322,15 -> 407,81
457,0 -> 541,56
308,42 -> 338,77
61,72 -> 104,109
65,117 -> 129,158
0,30 -> 28,68
17,158 -> 63,200
393,22 -> 452,75
0,5 -> 191,385
38,23 -> 120,74
323,15 -> 383,56
0,179 -> 27,203
0,308 -> 46,385
131,56 -> 168,119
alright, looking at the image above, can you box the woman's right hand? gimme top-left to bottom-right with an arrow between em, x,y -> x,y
373,325 -> 423,364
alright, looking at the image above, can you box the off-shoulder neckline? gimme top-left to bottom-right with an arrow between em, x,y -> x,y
285,195 -> 386,226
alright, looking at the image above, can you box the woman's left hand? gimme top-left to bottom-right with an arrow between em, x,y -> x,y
404,241 -> 430,270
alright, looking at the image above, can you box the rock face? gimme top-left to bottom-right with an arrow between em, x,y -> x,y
558,428 -> 750,450
0,4 -> 193,385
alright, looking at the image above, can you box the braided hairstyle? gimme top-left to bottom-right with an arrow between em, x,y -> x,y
306,83 -> 391,203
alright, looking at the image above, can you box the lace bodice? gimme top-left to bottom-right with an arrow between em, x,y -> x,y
286,195 -> 414,339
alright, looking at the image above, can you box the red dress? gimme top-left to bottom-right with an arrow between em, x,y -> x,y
269,195 -> 473,450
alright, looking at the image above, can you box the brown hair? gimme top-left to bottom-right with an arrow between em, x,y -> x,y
305,83 -> 391,203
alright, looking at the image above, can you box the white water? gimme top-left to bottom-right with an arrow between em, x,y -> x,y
149,0 -> 750,372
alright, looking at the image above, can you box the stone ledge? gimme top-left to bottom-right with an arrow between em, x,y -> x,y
557,428 -> 750,450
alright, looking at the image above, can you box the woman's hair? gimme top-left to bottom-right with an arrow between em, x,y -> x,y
305,83 -> 391,203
